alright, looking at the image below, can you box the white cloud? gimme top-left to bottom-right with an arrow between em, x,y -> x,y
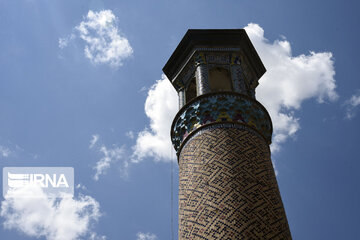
89,134 -> 99,149
58,33 -> 75,49
138,86 -> 148,93
136,232 -> 158,240
76,10 -> 133,67
90,135 -> 130,180
0,145 -> 11,158
89,232 -> 107,240
60,10 -> 133,68
244,23 -> 338,152
132,75 -> 178,162
132,23 -> 338,161
93,144 -> 126,181
76,183 -> 87,191
344,91 -> 360,119
1,185 -> 103,240
126,131 -> 135,140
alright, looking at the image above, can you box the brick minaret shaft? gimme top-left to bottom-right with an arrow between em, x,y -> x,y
163,29 -> 291,239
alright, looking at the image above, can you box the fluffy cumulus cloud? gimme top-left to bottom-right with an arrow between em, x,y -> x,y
1,185 -> 103,240
136,232 -> 158,240
132,75 -> 178,162
132,23 -> 338,160
245,23 -> 338,151
344,91 -> 360,119
90,135 -> 127,180
59,10 -> 133,68
244,23 -> 338,151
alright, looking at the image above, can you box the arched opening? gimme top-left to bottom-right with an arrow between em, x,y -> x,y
209,67 -> 232,92
185,77 -> 197,103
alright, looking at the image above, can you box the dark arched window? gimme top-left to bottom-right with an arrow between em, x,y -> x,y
185,77 -> 197,103
209,67 -> 232,92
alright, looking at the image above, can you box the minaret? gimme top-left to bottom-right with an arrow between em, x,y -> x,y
163,29 -> 291,239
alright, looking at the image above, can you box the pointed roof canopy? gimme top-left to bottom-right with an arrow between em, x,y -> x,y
163,29 -> 266,82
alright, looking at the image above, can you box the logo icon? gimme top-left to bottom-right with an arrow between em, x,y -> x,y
3,167 -> 74,198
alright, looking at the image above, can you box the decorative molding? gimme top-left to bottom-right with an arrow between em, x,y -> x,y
194,52 -> 206,66
194,47 -> 241,52
171,92 -> 272,153
206,53 -> 230,65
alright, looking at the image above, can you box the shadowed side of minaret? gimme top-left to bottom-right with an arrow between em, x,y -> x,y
163,29 -> 291,239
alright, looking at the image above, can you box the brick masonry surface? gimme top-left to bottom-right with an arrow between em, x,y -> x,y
178,126 -> 291,239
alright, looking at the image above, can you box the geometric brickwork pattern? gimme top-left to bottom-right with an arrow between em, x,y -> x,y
179,125 -> 291,239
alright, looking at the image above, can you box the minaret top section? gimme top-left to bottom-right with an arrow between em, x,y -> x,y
163,29 -> 266,106
164,29 -> 272,153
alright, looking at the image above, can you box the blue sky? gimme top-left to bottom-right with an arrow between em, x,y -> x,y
0,0 -> 359,239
